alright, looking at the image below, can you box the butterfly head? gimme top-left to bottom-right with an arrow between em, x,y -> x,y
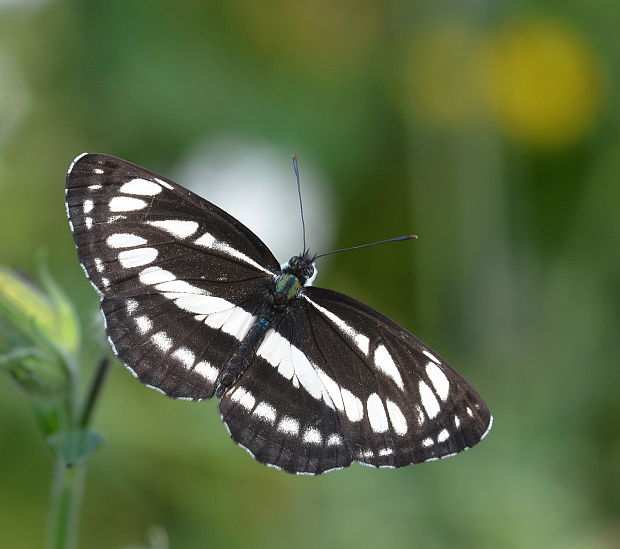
282,252 -> 317,286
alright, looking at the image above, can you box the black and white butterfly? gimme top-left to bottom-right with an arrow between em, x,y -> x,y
65,152 -> 492,475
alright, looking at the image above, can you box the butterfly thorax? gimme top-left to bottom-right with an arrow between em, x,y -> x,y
273,253 -> 315,308
273,274 -> 301,308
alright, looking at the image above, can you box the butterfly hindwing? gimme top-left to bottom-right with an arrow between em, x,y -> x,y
66,153 -> 279,399
220,286 -> 492,473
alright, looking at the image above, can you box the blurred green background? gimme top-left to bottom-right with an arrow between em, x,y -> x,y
1,1 -> 619,548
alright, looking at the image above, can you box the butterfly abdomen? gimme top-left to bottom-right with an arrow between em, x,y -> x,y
214,304 -> 276,398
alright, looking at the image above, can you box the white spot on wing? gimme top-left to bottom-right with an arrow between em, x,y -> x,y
194,232 -> 215,247
257,329 -> 333,407
221,307 -> 255,340
254,402 -> 276,423
94,258 -> 104,273
85,217 -> 93,229
278,416 -> 299,435
94,168 -> 104,174
147,220 -> 199,238
386,399 -> 407,435
374,345 -> 404,389
423,350 -> 441,364
83,199 -> 94,213
109,196 -> 148,212
367,393 -> 389,433
379,448 -> 393,456
119,178 -> 162,196
303,296 -> 370,355
194,232 -> 272,274
204,308 -> 233,330
106,233 -> 148,248
89,184 -> 102,190
316,369 -> 344,412
454,415 -> 460,428
302,427 -> 322,445
155,177 -> 174,190
118,247 -> 158,268
171,347 -> 195,368
126,299 -> 138,315
139,266 -> 176,285
425,361 -> 450,401
422,437 -> 434,447
415,405 -> 425,425
230,387 -> 255,411
341,388 -> 364,422
151,331 -> 172,352
437,429 -> 449,442
291,345 -> 324,402
156,280 -> 203,295
193,361 -> 218,382
419,380 -> 441,419
326,433 -> 343,446
134,315 -> 152,334
174,294 -> 232,315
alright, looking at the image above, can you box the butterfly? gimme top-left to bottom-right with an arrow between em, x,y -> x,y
65,152 -> 492,475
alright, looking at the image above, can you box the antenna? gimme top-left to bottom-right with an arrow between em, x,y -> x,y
314,235 -> 417,260
292,154 -> 307,254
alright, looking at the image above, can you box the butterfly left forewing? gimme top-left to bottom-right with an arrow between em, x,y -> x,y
65,153 -> 280,400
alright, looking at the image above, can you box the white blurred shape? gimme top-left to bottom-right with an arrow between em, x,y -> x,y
173,138 -> 333,264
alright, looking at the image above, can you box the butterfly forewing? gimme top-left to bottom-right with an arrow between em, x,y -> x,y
66,153 -> 279,399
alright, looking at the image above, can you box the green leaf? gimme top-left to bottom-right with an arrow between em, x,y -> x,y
0,267 -> 57,347
0,347 -> 69,397
37,255 -> 81,359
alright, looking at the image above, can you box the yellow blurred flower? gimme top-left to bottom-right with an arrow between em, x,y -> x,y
484,21 -> 603,147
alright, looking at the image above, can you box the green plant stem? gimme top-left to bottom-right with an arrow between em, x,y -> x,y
45,355 -> 111,549
79,356 -> 110,429
45,461 -> 85,549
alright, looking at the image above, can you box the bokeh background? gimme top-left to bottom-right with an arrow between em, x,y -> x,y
1,1 -> 619,548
